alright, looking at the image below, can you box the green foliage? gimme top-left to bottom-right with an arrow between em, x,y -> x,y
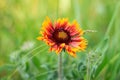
0,0 -> 120,80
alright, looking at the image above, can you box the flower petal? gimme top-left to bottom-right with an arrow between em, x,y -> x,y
55,18 -> 69,30
65,45 -> 77,57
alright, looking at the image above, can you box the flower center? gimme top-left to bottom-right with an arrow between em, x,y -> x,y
58,31 -> 68,39
53,30 -> 70,44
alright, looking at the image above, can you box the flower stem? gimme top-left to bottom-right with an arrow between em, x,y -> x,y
58,52 -> 63,80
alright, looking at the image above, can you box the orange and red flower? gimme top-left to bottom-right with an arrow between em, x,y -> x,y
37,17 -> 87,57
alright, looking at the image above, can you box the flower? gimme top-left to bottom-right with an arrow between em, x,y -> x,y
37,17 -> 87,57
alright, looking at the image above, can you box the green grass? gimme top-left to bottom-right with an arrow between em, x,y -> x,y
0,0 -> 120,80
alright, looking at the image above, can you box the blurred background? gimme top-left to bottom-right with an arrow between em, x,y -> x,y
0,0 -> 120,80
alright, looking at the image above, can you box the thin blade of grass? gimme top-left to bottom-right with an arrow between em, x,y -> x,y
7,46 -> 47,79
105,1 -> 120,36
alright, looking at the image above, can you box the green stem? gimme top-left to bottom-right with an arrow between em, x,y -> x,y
87,52 -> 90,80
58,52 -> 63,80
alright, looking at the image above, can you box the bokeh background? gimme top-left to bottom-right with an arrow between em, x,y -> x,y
0,0 -> 120,80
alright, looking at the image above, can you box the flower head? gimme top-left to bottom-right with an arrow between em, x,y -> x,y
37,17 -> 87,57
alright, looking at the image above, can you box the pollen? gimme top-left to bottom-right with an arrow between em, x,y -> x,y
53,30 -> 70,44
58,31 -> 68,39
